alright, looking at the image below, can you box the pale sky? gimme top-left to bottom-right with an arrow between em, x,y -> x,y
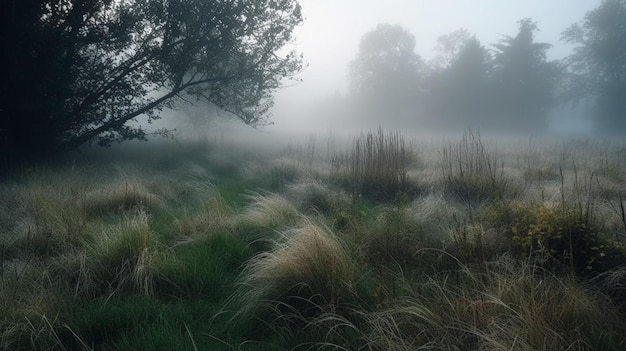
269,0 -> 601,132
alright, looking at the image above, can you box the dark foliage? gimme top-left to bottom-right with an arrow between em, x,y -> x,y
490,19 -> 562,131
426,34 -> 494,129
0,0 -> 302,163
561,0 -> 626,133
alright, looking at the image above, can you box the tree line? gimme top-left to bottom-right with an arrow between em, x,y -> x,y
1,1 -> 624,165
346,0 -> 626,134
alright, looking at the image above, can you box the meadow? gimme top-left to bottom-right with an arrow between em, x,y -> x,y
1,129 -> 625,350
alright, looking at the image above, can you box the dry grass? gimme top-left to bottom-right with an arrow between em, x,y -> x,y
1,133 -> 625,350
85,180 -> 160,216
1,176 -> 90,258
440,130 -> 512,203
233,191 -> 300,231
230,221 -> 355,324
85,210 -> 164,296
170,182 -> 231,240
356,255 -> 624,350
285,177 -> 349,215
332,128 -> 415,202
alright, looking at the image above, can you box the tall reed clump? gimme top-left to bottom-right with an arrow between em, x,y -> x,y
332,128 -> 415,202
440,130 -> 511,203
228,222 -> 355,337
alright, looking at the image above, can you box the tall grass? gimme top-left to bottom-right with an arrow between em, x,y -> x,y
440,130 -> 511,203
332,128 -> 415,202
229,222 -> 355,333
81,209 -> 165,297
2,176 -> 90,258
1,134 -> 625,350
358,255 -> 624,350
232,191 -> 300,237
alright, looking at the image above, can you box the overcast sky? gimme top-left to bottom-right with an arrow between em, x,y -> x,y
268,0 -> 601,132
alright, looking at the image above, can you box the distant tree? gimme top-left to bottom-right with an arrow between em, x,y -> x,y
561,0 -> 626,133
491,18 -> 561,131
427,32 -> 493,129
0,0 -> 303,162
348,24 -> 423,127
430,29 -> 473,69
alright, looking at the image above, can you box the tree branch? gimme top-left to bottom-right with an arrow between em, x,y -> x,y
63,73 -> 237,150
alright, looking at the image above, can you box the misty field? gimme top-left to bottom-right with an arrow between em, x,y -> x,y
1,130 -> 625,350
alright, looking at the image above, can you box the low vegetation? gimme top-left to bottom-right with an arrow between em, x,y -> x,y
1,132 -> 625,350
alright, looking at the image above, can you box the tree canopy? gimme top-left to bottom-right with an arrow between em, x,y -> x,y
561,0 -> 626,133
491,18 -> 561,131
347,23 -> 423,127
339,2 -> 626,135
0,0 -> 303,162
426,33 -> 493,128
345,20 -> 564,133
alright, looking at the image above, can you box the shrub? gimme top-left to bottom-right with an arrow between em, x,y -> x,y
482,171 -> 623,275
517,203 -> 608,274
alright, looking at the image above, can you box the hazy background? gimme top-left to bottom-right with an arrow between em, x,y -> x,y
151,0 -> 610,145
265,0 -> 600,135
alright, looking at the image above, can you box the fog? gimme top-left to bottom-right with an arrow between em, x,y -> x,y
263,0 -> 602,137
4,0 -> 623,167
138,0 -> 620,147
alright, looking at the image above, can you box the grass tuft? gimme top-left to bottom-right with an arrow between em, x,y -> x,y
85,210 -> 164,296
230,221 -> 355,334
85,180 -> 160,216
332,128 -> 417,202
440,130 -> 512,203
231,192 -> 301,249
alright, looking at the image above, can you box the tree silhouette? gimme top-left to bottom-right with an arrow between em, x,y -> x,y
431,29 -> 473,69
561,0 -> 626,133
0,0 -> 303,163
491,18 -> 561,131
348,23 -> 423,127
427,32 -> 493,129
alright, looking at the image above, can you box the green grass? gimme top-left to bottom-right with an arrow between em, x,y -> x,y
1,131 -> 625,350
160,233 -> 255,301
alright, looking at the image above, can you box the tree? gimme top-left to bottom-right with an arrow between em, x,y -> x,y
427,31 -> 493,129
348,24 -> 423,127
430,29 -> 473,69
0,0 -> 303,162
491,18 -> 561,131
561,0 -> 626,133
